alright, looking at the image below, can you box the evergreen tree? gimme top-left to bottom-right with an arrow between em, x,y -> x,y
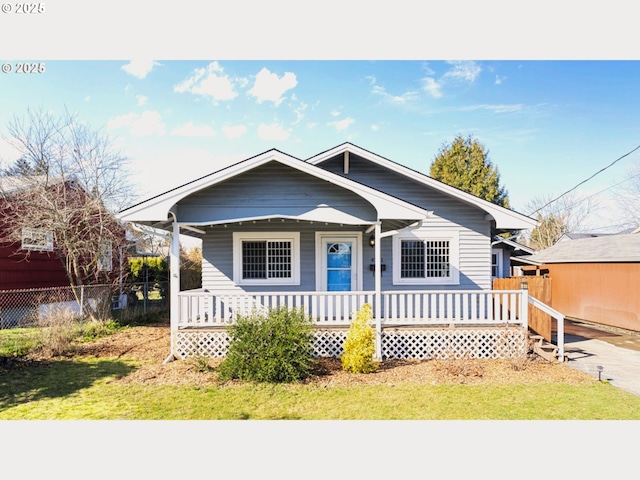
3,155 -> 49,176
430,134 -> 510,208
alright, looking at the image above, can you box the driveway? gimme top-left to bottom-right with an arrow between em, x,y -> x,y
556,319 -> 640,397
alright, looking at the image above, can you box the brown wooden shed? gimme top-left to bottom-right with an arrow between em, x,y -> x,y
525,233 -> 640,332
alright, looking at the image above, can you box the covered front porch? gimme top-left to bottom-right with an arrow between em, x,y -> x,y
115,147 -> 544,364
172,289 -> 530,361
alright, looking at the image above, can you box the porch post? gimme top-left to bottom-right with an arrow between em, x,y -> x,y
374,221 -> 382,360
166,219 -> 181,362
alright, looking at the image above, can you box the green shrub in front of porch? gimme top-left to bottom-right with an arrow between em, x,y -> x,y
341,303 -> 378,374
218,307 -> 315,383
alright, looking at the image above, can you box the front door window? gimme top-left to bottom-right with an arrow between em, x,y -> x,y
327,242 -> 352,291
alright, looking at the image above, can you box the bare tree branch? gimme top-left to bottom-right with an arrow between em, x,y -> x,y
0,107 -> 133,320
524,192 -> 597,250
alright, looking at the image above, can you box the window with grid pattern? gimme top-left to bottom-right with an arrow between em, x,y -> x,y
242,240 -> 292,279
400,239 -> 449,278
234,232 -> 300,285
400,240 -> 425,278
393,231 -> 459,285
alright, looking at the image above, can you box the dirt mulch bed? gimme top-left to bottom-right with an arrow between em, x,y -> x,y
18,319 -> 596,388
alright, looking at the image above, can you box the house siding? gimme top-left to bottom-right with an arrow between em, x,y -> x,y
197,152 -> 493,293
176,161 -> 377,224
0,244 -> 69,290
201,222 -> 371,292
317,153 -> 492,290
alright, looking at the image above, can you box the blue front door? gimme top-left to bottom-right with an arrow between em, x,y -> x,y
326,242 -> 353,291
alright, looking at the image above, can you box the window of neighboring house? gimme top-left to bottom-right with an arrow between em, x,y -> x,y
21,227 -> 54,252
392,230 -> 460,285
98,241 -> 113,271
491,248 -> 502,279
233,232 -> 300,285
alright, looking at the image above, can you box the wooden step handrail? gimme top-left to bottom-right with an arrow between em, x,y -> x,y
528,295 -> 565,362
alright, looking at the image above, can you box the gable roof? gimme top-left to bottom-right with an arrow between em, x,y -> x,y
491,236 -> 536,255
118,147 -> 429,226
307,143 -> 537,231
556,232 -> 619,243
525,233 -> 640,263
0,175 -> 68,196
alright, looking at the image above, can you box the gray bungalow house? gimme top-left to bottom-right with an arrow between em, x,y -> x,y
118,143 -> 539,362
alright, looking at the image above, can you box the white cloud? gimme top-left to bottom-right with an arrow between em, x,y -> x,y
130,111 -> 166,136
137,95 -> 148,106
174,62 -> 238,103
171,122 -> 217,137
84,96 -> 91,102
122,60 -> 160,79
107,111 -> 165,136
330,117 -> 355,131
372,84 -> 421,105
495,75 -> 506,85
222,124 -> 247,139
421,64 -> 436,76
292,101 -> 307,124
258,123 -> 290,141
330,109 -> 341,117
248,68 -> 297,106
107,113 -> 137,130
458,104 -> 523,113
371,124 -> 380,132
422,77 -> 443,98
444,61 -> 482,83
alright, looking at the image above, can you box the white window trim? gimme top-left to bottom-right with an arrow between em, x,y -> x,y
98,241 -> 113,272
491,248 -> 503,279
392,229 -> 460,285
21,227 -> 54,252
233,232 -> 300,286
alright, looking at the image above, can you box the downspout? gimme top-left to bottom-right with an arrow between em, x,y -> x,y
163,211 -> 180,364
379,217 -> 429,240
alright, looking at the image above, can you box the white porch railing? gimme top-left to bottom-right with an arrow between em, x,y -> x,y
528,294 -> 565,362
177,289 -> 527,329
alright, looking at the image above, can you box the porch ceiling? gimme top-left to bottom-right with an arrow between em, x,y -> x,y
132,216 -> 417,238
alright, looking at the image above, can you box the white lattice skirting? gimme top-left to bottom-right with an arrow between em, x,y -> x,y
173,326 -> 527,361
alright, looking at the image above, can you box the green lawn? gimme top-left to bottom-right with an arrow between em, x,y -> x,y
2,355 -> 640,420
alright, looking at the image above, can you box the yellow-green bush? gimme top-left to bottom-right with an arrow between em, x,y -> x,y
341,303 -> 378,373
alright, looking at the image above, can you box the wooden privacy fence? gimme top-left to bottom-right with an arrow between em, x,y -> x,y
493,277 -> 553,341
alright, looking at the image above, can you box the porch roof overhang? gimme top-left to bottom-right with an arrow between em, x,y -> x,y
307,143 -> 539,231
117,149 -> 429,230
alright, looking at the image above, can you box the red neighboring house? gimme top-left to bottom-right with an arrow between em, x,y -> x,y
0,241 -> 70,290
0,176 -> 126,291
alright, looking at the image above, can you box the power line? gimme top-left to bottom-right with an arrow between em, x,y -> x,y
572,171 -> 640,206
528,143 -> 640,216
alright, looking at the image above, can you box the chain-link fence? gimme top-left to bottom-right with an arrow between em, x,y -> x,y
0,282 -> 168,329
118,281 -> 168,315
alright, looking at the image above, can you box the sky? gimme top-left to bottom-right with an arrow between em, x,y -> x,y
2,59 -> 639,233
